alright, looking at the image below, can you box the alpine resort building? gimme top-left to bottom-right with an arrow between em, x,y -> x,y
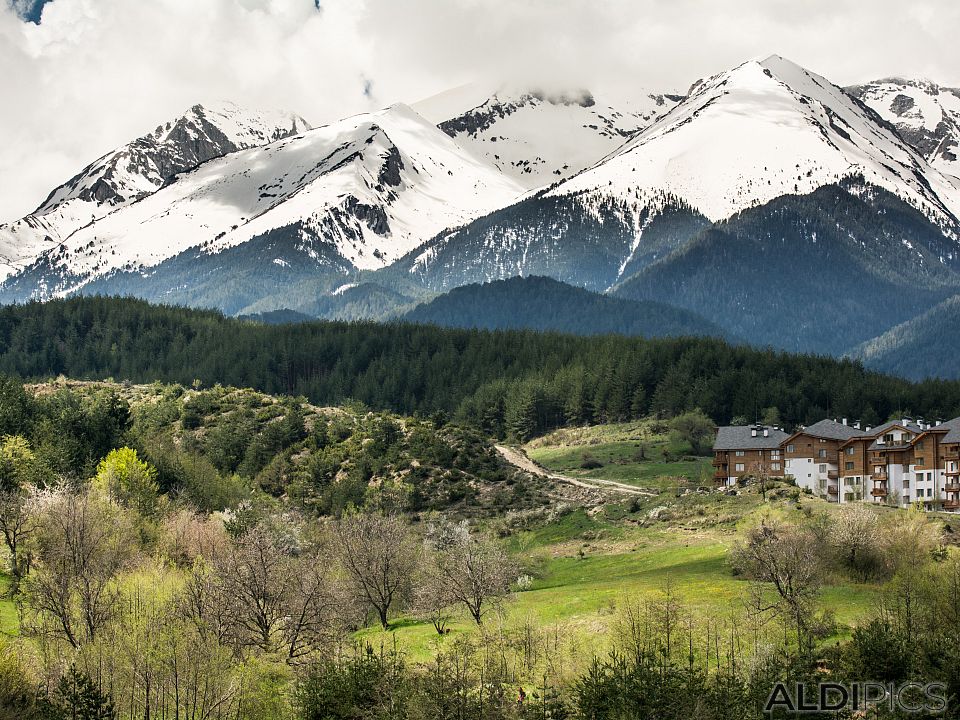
713,417 -> 960,511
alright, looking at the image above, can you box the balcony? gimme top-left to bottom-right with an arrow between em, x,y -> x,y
871,488 -> 888,498
713,469 -> 727,480
827,470 -> 839,480
946,469 -> 960,477
827,485 -> 839,495
945,483 -> 960,493
712,457 -> 726,467
944,500 -> 960,511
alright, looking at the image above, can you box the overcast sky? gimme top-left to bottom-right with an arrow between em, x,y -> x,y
2,0 -> 959,223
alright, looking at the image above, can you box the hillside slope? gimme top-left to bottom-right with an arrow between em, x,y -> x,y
401,275 -> 728,339
613,181 -> 960,354
850,294 -> 960,380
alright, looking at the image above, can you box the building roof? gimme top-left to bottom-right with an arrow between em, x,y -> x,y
797,419 -> 870,442
713,425 -> 789,451
866,418 -> 937,451
868,419 -> 924,436
936,417 -> 960,444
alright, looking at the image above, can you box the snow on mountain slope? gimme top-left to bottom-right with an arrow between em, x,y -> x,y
848,78 -> 960,180
549,56 -> 960,232
417,85 -> 681,189
0,101 -> 310,282
15,103 -> 525,297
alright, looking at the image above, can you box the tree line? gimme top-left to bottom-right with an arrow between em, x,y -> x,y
2,296 -> 960,440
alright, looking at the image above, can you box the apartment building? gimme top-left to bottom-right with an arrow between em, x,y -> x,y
782,419 -> 870,502
713,416 -> 960,512
712,424 -> 788,487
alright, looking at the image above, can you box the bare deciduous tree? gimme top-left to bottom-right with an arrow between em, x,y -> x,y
23,487 -> 133,648
195,522 -> 348,661
422,519 -> 515,626
732,520 -> 822,651
335,511 -> 419,629
829,504 -> 881,579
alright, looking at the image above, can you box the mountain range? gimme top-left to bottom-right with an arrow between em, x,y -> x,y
4,55 -> 960,377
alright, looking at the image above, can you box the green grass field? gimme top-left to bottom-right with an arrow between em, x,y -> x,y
357,420 -> 885,664
0,572 -> 18,637
361,489 -> 880,665
525,421 -> 713,490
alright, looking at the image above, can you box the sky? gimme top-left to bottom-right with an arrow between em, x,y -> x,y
2,0 -> 959,223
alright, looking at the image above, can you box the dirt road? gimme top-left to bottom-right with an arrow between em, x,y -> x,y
495,445 -> 656,497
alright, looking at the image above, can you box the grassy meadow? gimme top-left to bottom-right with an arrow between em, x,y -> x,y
359,419 -> 882,666
525,421 -> 714,490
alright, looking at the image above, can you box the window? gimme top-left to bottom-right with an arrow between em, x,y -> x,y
819,464 -> 827,473
735,450 -> 745,457
903,494 -> 910,502
735,463 -> 745,472
903,477 -> 910,488
846,447 -> 855,455
787,444 -> 795,453
770,450 -> 780,459
818,449 -> 827,458
927,488 -> 933,497
917,441 -> 924,450
771,463 -> 781,471
845,461 -> 854,471
916,457 -> 925,467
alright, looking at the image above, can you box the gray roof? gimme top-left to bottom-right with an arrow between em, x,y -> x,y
868,420 -> 924,436
713,425 -> 789,451
935,417 -> 960,444
799,419 -> 870,441
866,418 -> 956,451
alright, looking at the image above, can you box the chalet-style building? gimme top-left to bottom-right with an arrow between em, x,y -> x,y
712,424 -> 788,487
864,419 -> 924,507
782,419 -> 870,502
712,416 -> 960,512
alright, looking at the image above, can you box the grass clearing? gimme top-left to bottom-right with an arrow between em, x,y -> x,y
384,420 -> 884,665
362,492 -> 880,665
0,572 -> 18,637
526,420 -> 713,490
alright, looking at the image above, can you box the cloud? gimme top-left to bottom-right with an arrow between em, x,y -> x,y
1,0 -> 959,223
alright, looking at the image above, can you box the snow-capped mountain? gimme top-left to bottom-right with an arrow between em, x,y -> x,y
848,78 -> 960,180
416,85 -> 681,189
394,55 -> 960,296
548,56 -> 960,227
1,103 -> 524,299
0,101 -> 310,282
6,52 -> 960,360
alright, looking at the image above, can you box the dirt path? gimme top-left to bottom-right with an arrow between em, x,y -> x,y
495,445 -> 656,497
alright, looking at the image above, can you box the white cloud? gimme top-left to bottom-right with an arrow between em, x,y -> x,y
1,0 -> 959,223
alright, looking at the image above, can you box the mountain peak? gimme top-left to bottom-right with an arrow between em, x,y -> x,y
848,76 -> 960,180
0,100 -> 312,282
549,54 -> 960,226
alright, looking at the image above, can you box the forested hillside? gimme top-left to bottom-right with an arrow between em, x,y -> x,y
2,296 -> 960,439
850,293 -> 960,380
614,181 -> 960,354
400,276 -> 729,339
